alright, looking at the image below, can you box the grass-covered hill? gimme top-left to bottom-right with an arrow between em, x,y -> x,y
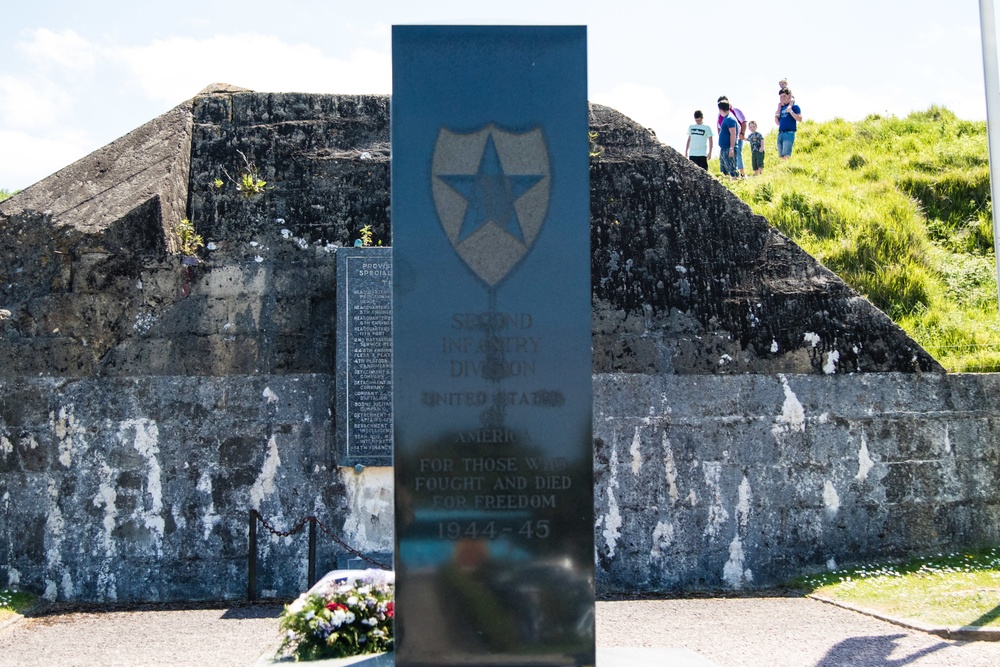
719,107 -> 997,372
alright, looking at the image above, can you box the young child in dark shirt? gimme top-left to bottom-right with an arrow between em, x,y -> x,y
747,120 -> 764,175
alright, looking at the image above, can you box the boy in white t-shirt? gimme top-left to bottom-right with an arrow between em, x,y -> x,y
685,110 -> 713,170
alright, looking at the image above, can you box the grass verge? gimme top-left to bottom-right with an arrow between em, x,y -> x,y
793,547 -> 1000,628
0,589 -> 36,625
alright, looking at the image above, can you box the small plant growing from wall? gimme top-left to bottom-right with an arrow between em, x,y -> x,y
238,169 -> 267,196
589,130 -> 602,158
220,149 -> 268,198
176,218 -> 204,258
359,225 -> 374,247
354,225 -> 382,247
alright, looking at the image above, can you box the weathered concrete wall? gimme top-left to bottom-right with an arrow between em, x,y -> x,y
1,93 -> 931,380
4,371 -> 996,599
0,101 -> 192,244
0,374 -> 392,601
0,102 -> 193,376
188,91 -> 390,250
0,89 -> 984,602
594,372 -> 1000,592
0,91 -> 389,378
0,91 -> 396,601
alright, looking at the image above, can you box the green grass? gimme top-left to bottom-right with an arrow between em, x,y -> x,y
717,107 -> 999,372
0,589 -> 35,623
0,189 -> 14,203
794,548 -> 1000,628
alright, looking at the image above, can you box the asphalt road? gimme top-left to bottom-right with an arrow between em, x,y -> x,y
596,596 -> 1000,667
0,594 -> 998,666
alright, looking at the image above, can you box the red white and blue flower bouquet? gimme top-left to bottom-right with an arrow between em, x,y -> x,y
277,570 -> 394,661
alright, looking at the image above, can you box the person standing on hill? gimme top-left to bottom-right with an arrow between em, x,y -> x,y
775,87 -> 802,160
717,100 -> 739,178
717,96 -> 747,176
685,110 -> 714,170
747,121 -> 764,175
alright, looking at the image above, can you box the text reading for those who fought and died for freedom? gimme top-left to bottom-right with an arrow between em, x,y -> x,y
413,310 -> 573,540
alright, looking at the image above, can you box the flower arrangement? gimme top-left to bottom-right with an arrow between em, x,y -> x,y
278,572 -> 394,661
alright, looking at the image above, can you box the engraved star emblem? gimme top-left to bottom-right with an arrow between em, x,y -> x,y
438,134 -> 544,243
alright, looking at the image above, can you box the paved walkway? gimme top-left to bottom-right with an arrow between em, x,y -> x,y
597,597 -> 1000,666
0,595 -> 998,666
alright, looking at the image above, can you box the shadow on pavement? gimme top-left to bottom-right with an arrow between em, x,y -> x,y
815,634 -> 949,666
26,599 -> 286,618
221,605 -> 283,620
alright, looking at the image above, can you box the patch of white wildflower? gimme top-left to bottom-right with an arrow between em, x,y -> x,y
798,547 -> 1000,627
801,547 -> 1000,591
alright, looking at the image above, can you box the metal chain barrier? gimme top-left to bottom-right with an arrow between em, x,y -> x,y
248,510 -> 390,601
254,511 -> 311,538
312,515 -> 391,570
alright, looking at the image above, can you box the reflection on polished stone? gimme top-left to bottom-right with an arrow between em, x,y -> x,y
392,25 -> 593,667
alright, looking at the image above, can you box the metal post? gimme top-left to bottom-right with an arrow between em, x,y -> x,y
248,509 -> 258,601
979,0 -> 1000,310
308,516 -> 317,588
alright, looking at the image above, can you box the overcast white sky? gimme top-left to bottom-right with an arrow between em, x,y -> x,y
0,0 -> 991,190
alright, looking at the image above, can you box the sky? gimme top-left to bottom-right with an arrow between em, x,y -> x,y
0,0 -> 991,190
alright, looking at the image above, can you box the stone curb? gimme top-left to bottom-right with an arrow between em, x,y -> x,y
255,648 -> 716,666
255,650 -> 391,665
0,613 -> 24,634
808,594 -> 1000,642
0,598 -> 49,635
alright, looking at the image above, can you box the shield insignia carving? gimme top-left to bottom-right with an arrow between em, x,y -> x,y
432,125 -> 550,286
